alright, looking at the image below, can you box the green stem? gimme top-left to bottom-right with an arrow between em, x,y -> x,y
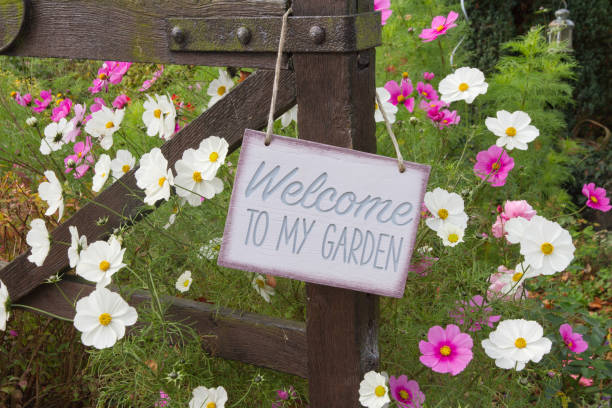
12,303 -> 74,322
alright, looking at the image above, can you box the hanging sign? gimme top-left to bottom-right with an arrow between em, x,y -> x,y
218,130 -> 430,298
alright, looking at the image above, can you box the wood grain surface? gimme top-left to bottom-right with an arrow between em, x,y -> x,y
18,275 -> 308,377
292,0 -> 381,405
0,69 -> 297,302
2,0 -> 288,68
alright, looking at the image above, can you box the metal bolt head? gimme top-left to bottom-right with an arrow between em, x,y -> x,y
171,26 -> 186,45
309,25 -> 325,44
237,26 -> 252,45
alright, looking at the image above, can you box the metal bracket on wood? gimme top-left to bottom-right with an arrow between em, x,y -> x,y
168,12 -> 381,53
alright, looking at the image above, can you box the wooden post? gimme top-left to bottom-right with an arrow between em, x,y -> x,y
293,0 -> 380,406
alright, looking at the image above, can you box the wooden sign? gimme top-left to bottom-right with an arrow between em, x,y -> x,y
218,130 -> 430,297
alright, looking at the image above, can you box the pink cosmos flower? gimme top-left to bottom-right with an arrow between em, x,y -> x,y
487,265 -> 529,301
492,200 -> 537,238
389,375 -> 425,408
139,65 -> 165,92
416,82 -> 438,100
385,79 -> 415,112
154,390 -> 170,407
89,61 -> 132,94
31,90 -> 52,113
420,99 -> 447,112
90,97 -> 106,113
419,324 -> 473,375
112,94 -> 130,109
437,109 -> 460,129
449,295 -> 501,332
64,137 -> 93,178
374,0 -> 393,26
423,72 -> 435,81
582,183 -> 611,212
14,92 -> 32,106
419,11 -> 459,42
51,98 -> 72,122
564,357 -> 595,386
559,324 -> 588,353
474,145 -> 514,187
64,104 -> 87,143
408,256 -> 438,276
9,330 -> 18,337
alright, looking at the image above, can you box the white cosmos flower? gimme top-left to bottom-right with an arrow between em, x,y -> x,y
68,225 -> 88,268
279,105 -> 298,128
495,263 -> 535,296
75,238 -> 126,288
375,87 -> 397,124
1,280 -> 9,331
26,218 -> 50,267
199,237 -> 223,260
437,223 -> 465,247
197,136 -> 229,180
252,274 -> 275,303
189,385 -> 228,408
358,371 -> 390,408
84,106 -> 124,150
110,149 -> 135,179
439,67 -> 488,104
134,147 -> 174,206
485,110 -> 539,150
40,118 -> 69,155
92,154 -> 112,193
424,187 -> 468,232
26,116 -> 37,127
174,148 -> 224,206
518,216 -> 575,276
207,69 -> 234,107
142,94 -> 176,140
175,270 -> 193,293
38,170 -> 64,220
73,287 -> 137,349
481,319 -> 552,371
504,216 -> 531,244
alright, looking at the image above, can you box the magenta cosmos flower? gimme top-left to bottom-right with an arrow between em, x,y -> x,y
474,145 -> 514,187
419,324 -> 473,375
89,61 -> 132,94
385,79 -> 415,112
559,324 -> 588,353
389,375 -> 425,408
374,0 -> 393,26
51,98 -> 72,122
419,11 -> 459,42
449,295 -> 501,332
14,92 -> 32,106
423,72 -> 435,81
31,89 -> 52,113
416,82 -> 438,100
112,94 -> 130,109
438,109 -> 460,129
582,183 -> 611,212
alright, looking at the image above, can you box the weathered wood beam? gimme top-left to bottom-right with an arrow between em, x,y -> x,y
1,0 -> 288,69
0,69 -> 297,302
18,275 -> 308,377
293,0 -> 380,405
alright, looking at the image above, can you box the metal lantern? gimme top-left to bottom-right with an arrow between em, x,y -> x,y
548,8 -> 574,50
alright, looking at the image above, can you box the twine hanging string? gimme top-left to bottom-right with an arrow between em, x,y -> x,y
375,93 -> 406,173
265,7 -> 293,146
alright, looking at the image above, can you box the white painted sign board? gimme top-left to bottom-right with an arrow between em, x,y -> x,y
218,130 -> 430,298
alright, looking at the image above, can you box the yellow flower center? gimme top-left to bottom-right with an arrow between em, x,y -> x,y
153,109 -> 162,118
448,233 -> 459,243
512,272 -> 523,282
436,25 -> 445,32
10,91 -> 16,98
206,403 -> 216,408
101,172 -> 106,178
217,86 -> 226,96
590,195 -> 598,203
56,99 -> 63,105
439,345 -> 452,356
491,162 -> 500,170
421,91 -> 428,96
209,152 -> 219,163
374,102 -> 379,110
98,313 -> 112,326
158,177 -> 166,187
515,337 -> 527,349
566,341 -> 573,348
192,171 -> 203,183
541,242 -> 554,255
437,208 -> 449,219
183,279 -> 190,287
256,279 -> 265,288
505,127 -> 517,137
122,164 -> 130,173
402,72 -> 409,79
99,260 -> 110,271
458,82 -> 469,92
399,390 -> 409,400
374,385 -> 386,397
397,95 -> 406,103
77,151 -> 82,158
99,73 -> 108,80
105,121 -> 114,129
